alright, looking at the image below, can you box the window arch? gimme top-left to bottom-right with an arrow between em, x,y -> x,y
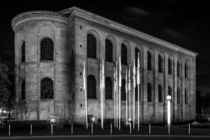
158,84 -> 163,102
177,87 -> 180,104
41,78 -> 53,99
177,61 -> 181,77
135,48 -> 140,67
21,80 -> 25,100
185,89 -> 188,104
168,86 -> 172,96
105,77 -> 112,99
40,38 -> 54,61
87,34 -> 97,59
121,79 -> 126,100
168,58 -> 173,75
87,75 -> 96,99
185,62 -> 189,78
105,39 -> 113,62
147,83 -> 152,102
158,54 -> 163,73
147,51 -> 152,70
135,86 -> 138,101
21,41 -> 25,62
121,44 -> 127,65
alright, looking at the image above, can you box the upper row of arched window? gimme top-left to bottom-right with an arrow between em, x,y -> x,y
21,38 -> 54,63
20,35 -> 190,78
87,33 -> 190,78
158,54 -> 190,78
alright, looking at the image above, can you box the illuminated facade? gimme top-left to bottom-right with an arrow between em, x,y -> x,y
12,7 -> 197,125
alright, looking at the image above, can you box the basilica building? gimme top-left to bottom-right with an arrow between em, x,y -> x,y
11,7 -> 197,126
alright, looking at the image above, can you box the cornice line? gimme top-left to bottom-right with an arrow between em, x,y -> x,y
12,11 -> 68,30
63,7 -> 198,57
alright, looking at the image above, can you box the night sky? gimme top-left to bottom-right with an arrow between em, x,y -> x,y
0,0 -> 209,87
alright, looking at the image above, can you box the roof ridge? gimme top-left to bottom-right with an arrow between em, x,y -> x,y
61,6 -> 198,57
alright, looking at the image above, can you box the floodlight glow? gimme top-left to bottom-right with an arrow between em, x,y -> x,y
167,95 -> 172,100
91,116 -> 96,122
50,118 -> 56,124
3,110 -> 6,114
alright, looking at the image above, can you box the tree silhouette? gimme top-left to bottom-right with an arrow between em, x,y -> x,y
0,61 -> 14,118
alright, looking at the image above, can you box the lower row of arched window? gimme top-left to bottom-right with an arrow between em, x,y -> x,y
86,75 -> 188,104
21,78 -> 54,100
21,76 -> 188,104
87,75 -> 188,104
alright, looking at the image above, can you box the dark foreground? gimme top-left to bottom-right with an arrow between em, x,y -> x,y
0,123 -> 210,138
0,135 -> 210,140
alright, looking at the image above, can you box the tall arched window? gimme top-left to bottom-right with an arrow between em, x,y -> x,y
21,80 -> 25,100
87,34 -> 97,59
40,38 -> 54,61
135,48 -> 140,67
168,86 -> 172,96
168,58 -> 173,75
158,84 -> 163,102
41,78 -> 53,99
185,89 -> 188,104
177,87 -> 180,104
121,79 -> 126,100
105,39 -> 113,62
147,51 -> 152,70
147,83 -> 152,102
21,41 -> 25,62
87,75 -> 96,99
105,77 -> 112,100
135,86 -> 138,101
121,44 -> 127,65
158,54 -> 163,73
177,61 -> 181,77
185,62 -> 189,78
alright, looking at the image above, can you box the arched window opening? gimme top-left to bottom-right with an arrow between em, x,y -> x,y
147,51 -> 152,70
41,78 -> 53,99
40,38 -> 54,61
21,41 -> 25,62
21,80 -> 25,100
135,48 -> 140,67
105,39 -> 113,62
185,89 -> 188,104
168,86 -> 172,96
158,84 -> 163,102
177,88 -> 180,104
87,34 -> 97,59
158,55 -> 163,73
87,75 -> 96,99
135,86 -> 138,101
147,83 -> 152,102
168,58 -> 173,75
105,77 -> 112,100
121,79 -> 126,100
185,62 -> 189,78
177,61 -> 181,77
121,44 -> 127,65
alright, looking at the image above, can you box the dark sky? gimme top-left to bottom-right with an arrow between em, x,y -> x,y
0,0 -> 209,87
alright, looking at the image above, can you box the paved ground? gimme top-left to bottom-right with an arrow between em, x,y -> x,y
0,135 -> 210,140
0,124 -> 210,138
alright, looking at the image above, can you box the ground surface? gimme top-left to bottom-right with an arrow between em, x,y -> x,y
0,123 -> 210,138
0,135 -> 210,140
